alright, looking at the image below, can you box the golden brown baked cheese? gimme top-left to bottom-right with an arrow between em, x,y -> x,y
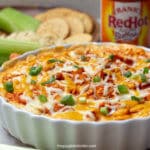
1,44 -> 150,121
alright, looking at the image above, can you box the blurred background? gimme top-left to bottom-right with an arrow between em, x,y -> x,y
0,0 -> 99,18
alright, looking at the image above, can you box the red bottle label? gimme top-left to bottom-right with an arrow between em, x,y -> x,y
101,0 -> 150,46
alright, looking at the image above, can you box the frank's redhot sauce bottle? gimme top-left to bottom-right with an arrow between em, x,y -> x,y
100,0 -> 150,47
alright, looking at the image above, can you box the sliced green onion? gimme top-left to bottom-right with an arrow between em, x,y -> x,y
108,54 -> 114,60
38,94 -> 48,103
41,76 -> 56,85
93,76 -> 101,83
73,65 -> 81,69
124,71 -> 132,78
140,74 -> 147,82
117,85 -> 129,94
60,95 -> 75,106
29,65 -> 42,76
30,80 -> 36,85
131,96 -> 141,102
81,55 -> 87,61
3,81 -> 14,93
143,67 -> 149,74
79,97 -> 86,103
48,59 -> 64,63
100,107 -> 109,116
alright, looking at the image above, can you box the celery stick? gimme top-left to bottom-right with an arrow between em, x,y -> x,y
0,38 -> 41,55
0,54 -> 9,66
0,8 -> 40,33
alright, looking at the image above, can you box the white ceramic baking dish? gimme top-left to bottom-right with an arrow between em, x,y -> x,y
0,43 -> 150,150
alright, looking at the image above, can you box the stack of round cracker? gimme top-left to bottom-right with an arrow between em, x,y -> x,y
35,7 -> 96,44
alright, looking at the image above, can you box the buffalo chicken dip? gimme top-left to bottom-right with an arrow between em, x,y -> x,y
0,44 -> 150,121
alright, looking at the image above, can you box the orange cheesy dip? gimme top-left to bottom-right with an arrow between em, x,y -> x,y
0,44 -> 150,121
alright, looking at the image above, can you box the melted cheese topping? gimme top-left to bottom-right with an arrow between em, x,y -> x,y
0,44 -> 150,121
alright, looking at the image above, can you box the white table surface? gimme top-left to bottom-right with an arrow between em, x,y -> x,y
0,123 -> 34,149
0,0 -> 99,19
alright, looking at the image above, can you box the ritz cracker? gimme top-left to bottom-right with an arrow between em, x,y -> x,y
101,0 -> 150,46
